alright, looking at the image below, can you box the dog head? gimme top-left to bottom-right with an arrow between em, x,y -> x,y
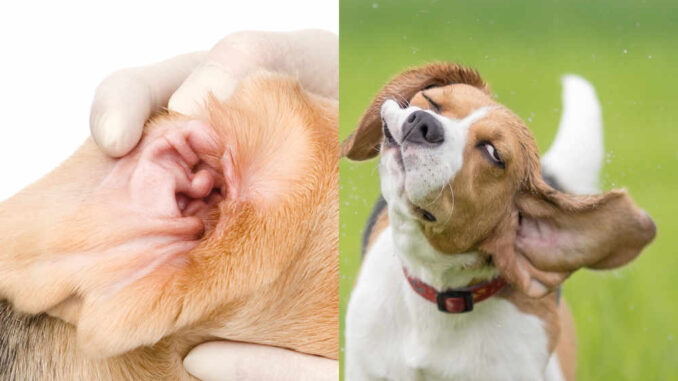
343,63 -> 655,297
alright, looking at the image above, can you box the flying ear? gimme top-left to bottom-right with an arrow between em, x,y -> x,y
482,178 -> 656,298
340,62 -> 489,160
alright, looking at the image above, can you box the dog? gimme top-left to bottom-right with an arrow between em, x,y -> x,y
0,72 -> 338,380
343,63 -> 656,380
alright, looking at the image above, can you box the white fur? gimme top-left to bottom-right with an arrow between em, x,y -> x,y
345,227 -> 552,380
545,354 -> 566,381
541,75 -> 603,195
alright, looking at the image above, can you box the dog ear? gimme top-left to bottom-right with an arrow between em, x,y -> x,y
482,177 -> 656,298
73,75 -> 325,358
341,62 -> 489,160
47,118 -> 226,358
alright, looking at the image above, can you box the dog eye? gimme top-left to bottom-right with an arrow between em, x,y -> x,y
479,142 -> 505,169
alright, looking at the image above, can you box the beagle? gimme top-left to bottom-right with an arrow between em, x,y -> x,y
0,72 -> 338,380
343,63 -> 655,381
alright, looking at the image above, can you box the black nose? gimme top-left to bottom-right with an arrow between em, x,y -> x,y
401,111 -> 445,146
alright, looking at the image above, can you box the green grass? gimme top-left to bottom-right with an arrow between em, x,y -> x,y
339,1 -> 678,379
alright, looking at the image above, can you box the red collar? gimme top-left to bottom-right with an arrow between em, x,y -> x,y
403,267 -> 507,313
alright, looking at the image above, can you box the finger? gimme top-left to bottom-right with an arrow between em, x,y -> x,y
169,30 -> 339,115
169,32 -> 272,114
183,341 -> 338,381
90,51 -> 207,157
276,29 -> 338,100
168,63 -> 239,115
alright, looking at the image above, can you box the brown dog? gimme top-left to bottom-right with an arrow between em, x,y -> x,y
0,72 -> 338,380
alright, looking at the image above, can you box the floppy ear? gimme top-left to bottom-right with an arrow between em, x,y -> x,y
341,62 -> 489,160
482,178 -> 656,298
0,117 -> 226,358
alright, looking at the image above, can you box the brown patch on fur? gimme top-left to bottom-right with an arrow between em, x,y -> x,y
410,86 -> 522,255
0,72 -> 338,378
365,207 -> 390,255
341,63 -> 489,160
555,300 -> 577,381
501,290 -> 576,379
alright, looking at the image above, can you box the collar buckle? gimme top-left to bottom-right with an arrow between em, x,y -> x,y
436,290 -> 474,313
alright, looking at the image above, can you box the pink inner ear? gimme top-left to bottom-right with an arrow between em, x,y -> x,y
516,216 -> 581,267
516,216 -> 561,253
503,215 -> 573,297
102,121 -> 225,225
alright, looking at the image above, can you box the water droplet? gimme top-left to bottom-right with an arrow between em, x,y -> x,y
623,49 -> 628,54
372,3 -> 379,8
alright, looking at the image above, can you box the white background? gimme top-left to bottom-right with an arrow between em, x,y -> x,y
0,0 -> 338,201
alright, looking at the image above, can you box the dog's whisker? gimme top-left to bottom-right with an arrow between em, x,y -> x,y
423,180 -> 446,208
387,93 -> 410,109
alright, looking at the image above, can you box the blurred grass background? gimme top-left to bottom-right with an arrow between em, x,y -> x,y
339,0 -> 677,379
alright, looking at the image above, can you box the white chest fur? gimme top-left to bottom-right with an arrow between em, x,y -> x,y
345,227 -> 553,381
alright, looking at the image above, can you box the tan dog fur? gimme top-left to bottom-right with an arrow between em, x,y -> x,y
0,72 -> 338,380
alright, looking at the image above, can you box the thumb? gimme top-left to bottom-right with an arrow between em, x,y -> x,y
183,341 -> 338,381
90,52 -> 206,157
90,74 -> 151,157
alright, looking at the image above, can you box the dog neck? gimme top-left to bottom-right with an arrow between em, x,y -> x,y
0,300 -> 197,380
389,208 -> 498,290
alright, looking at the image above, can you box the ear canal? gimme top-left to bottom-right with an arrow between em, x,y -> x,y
341,62 -> 490,161
486,178 -> 656,298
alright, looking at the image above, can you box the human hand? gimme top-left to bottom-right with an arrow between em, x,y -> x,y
184,341 -> 339,381
90,29 -> 338,157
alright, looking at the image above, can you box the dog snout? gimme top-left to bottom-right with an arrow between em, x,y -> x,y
402,111 -> 444,146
